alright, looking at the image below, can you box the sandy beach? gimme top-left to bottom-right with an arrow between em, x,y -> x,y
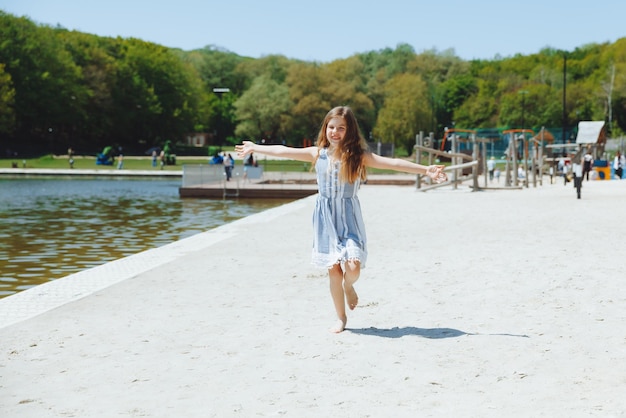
1,177 -> 625,417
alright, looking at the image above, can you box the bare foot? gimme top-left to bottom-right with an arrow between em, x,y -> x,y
329,318 -> 347,333
344,285 -> 358,310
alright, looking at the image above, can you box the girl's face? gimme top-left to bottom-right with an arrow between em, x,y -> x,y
326,117 -> 347,147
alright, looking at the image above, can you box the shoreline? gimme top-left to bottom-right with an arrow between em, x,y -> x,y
0,168 -> 182,177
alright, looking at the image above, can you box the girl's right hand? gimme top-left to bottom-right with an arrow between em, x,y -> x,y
235,141 -> 253,158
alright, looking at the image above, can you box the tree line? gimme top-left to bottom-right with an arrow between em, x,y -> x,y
1,10 -> 625,157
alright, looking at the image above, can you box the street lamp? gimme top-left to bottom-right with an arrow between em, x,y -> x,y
518,90 -> 528,130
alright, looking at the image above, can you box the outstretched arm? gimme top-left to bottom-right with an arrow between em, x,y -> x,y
235,141 -> 318,163
363,152 -> 448,183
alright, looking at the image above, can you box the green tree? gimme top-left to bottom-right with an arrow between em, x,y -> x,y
358,43 -> 420,118
438,73 -> 477,131
374,73 -> 430,154
3,8 -> 626,155
283,58 -> 375,144
286,62 -> 330,142
497,85 -> 561,130
0,63 -> 16,135
0,13 -> 84,152
110,39 -> 199,150
234,54 -> 292,85
181,46 -> 250,142
183,45 -> 249,93
321,57 -> 375,133
56,31 -> 117,150
234,75 -> 291,142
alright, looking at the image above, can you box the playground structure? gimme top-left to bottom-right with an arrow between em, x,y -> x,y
415,127 -> 557,191
501,128 -> 547,188
415,129 -> 547,191
414,121 -> 609,191
438,128 -> 478,154
415,129 -> 480,191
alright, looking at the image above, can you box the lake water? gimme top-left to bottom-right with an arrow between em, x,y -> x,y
0,177 -> 291,298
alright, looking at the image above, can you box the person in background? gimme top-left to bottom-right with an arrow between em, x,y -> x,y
614,151 -> 624,180
224,153 -> 234,181
487,156 -> 495,182
243,151 -> 255,181
572,154 -> 583,199
160,150 -> 166,169
562,159 -> 570,185
68,147 -> 75,169
582,147 -> 594,181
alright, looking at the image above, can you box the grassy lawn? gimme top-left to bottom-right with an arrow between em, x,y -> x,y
1,153 -> 436,174
1,154 -> 188,171
0,154 -> 315,172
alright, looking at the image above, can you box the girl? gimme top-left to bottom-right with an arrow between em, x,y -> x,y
235,106 -> 447,333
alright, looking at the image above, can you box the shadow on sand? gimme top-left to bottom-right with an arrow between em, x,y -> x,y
347,326 -> 529,339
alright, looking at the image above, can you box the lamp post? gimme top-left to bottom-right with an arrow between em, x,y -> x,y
562,53 -> 567,145
518,90 -> 528,130
516,90 -> 528,187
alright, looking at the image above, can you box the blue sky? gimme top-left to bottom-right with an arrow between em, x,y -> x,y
2,0 -> 625,62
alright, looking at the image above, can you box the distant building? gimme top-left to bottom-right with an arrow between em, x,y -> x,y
575,121 -> 606,159
185,133 -> 212,147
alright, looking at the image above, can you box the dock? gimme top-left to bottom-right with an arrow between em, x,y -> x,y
178,165 -> 419,199
1,167 -> 420,199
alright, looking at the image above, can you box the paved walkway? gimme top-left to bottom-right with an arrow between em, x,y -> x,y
1,178 -> 625,417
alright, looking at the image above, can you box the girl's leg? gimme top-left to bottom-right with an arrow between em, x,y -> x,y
343,260 -> 360,310
328,264 -> 347,333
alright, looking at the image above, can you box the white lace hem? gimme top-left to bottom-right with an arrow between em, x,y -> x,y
311,250 -> 367,269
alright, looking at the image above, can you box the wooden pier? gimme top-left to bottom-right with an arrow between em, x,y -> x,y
179,172 -> 418,199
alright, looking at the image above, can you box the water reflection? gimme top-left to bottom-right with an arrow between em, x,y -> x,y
0,177 -> 291,298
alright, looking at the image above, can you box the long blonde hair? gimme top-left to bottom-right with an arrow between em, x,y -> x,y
315,106 -> 368,183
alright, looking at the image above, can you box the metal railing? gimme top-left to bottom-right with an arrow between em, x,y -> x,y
182,164 -> 316,189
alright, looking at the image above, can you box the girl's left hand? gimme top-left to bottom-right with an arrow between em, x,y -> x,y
426,165 -> 447,183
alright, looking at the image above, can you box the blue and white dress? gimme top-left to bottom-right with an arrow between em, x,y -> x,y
311,148 -> 367,269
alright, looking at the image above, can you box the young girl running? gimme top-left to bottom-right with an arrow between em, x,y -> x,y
235,106 -> 447,333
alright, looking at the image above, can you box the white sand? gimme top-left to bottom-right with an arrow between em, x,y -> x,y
1,178 -> 625,417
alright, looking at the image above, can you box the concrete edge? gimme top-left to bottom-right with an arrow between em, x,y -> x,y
0,196 -> 314,330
